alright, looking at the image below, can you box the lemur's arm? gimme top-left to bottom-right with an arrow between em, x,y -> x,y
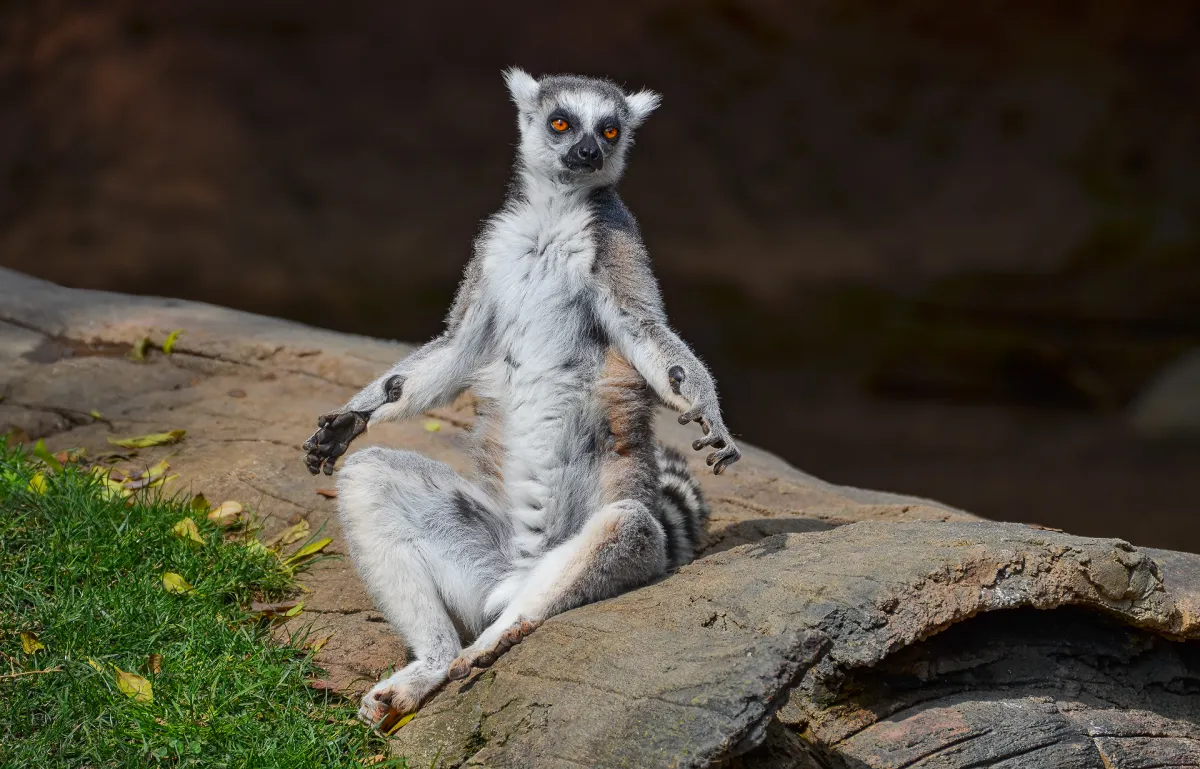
303,258 -> 493,475
593,229 -> 741,475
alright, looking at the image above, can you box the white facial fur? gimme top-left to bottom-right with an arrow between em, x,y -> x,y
503,68 -> 660,187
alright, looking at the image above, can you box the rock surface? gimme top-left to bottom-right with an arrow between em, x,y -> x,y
2,268 -> 1198,768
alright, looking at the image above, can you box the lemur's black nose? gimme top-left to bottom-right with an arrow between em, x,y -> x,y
569,135 -> 603,171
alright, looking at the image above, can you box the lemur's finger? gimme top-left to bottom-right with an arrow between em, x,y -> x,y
678,406 -> 703,424
692,434 -> 726,451
322,459 -> 335,476
713,447 -> 741,475
305,453 -> 323,475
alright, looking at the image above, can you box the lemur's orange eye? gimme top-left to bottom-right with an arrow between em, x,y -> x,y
550,118 -> 569,132
603,126 -> 619,140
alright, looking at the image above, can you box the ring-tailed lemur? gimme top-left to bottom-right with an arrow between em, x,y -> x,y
303,69 -> 741,730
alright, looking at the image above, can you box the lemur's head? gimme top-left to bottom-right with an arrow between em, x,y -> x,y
504,68 -> 660,187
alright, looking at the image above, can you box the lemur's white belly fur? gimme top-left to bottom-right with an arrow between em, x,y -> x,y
475,196 -> 605,554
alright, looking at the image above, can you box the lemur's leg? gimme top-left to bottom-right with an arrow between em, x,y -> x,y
447,499 -> 666,679
336,446 -> 513,729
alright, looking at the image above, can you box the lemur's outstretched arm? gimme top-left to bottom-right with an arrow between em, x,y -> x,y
594,241 -> 741,475
304,261 -> 493,475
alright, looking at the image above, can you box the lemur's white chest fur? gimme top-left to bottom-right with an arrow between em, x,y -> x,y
474,186 -> 604,548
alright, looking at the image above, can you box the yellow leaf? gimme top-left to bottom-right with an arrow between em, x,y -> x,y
284,601 -> 304,618
116,668 -> 153,703
423,420 -> 442,432
27,473 -> 47,495
170,517 -> 205,546
107,430 -> 186,449
128,336 -> 150,361
20,631 -> 45,654
148,473 -> 179,490
385,712 -> 417,735
146,653 -> 163,674
162,329 -> 183,355
285,537 -> 333,565
267,520 -> 310,548
90,409 -> 103,420
161,572 -> 193,594
190,493 -> 210,513
308,633 -> 334,653
32,439 -> 64,472
207,500 -> 244,527
86,657 -> 106,672
244,539 -> 272,557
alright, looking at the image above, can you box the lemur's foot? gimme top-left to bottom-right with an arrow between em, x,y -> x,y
358,676 -> 424,732
447,617 -> 541,680
303,410 -> 369,475
678,406 -> 742,474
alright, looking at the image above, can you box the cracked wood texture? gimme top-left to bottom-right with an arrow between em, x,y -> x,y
3,268 -> 1199,768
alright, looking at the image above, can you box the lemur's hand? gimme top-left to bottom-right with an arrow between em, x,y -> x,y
303,410 -> 369,476
678,404 -> 741,475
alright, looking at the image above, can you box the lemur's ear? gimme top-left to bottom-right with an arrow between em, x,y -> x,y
625,89 -> 661,128
503,67 -> 540,114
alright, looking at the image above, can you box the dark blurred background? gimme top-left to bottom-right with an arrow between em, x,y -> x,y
2,1 -> 1198,548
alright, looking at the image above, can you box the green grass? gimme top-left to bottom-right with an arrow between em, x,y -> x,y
0,441 -> 398,768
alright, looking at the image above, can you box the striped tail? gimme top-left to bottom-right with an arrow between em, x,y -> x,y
653,443 -> 711,568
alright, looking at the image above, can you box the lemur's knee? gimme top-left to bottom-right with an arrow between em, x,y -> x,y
579,500 -> 667,591
336,447 -> 452,530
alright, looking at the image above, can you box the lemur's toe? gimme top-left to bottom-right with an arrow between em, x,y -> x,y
447,657 -> 472,680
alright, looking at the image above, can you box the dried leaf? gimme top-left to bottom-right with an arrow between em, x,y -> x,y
89,409 -> 103,420
285,537 -> 332,565
108,430 -> 186,449
315,488 -> 337,499
267,519 -> 310,548
27,473 -> 47,495
308,678 -> 338,691
207,500 -> 244,527
161,572 -> 193,594
162,329 -> 183,355
128,336 -> 150,361
5,428 -> 31,447
32,439 -> 63,473
423,420 -> 441,432
170,517 -> 205,546
20,631 -> 45,654
54,447 -> 87,465
146,653 -> 163,674
249,600 -> 300,618
116,668 -> 153,703
123,459 -> 170,490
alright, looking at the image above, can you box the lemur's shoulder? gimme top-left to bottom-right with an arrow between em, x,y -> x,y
588,187 -> 665,320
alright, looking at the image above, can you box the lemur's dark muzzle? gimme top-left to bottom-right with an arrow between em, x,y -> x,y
568,135 -> 604,171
